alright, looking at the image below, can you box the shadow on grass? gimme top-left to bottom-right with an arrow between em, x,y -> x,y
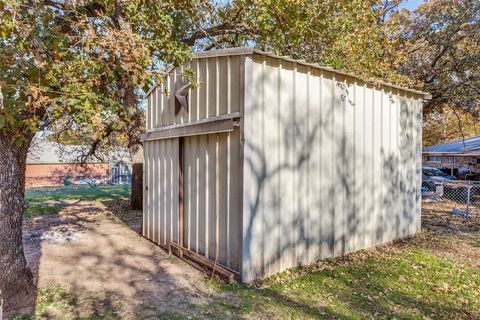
16,185 -> 240,319
207,247 -> 480,319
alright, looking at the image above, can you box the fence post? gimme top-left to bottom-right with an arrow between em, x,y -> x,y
466,183 -> 472,220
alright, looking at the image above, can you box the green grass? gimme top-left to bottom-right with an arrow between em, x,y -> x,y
17,186 -> 480,319
24,204 -> 62,219
201,244 -> 480,319
25,185 -> 130,203
11,286 -> 120,320
17,233 -> 480,319
23,185 -> 131,219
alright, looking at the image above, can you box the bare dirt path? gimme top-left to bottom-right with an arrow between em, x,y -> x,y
22,200 -> 228,319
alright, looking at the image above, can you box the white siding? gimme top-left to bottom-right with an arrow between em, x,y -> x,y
242,54 -> 423,281
144,48 -> 425,283
146,56 -> 243,130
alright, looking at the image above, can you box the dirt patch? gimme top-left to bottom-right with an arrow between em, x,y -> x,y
420,201 -> 480,268
21,200 -> 231,319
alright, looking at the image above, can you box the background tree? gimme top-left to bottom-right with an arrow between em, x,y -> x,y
0,0 -> 245,310
0,0 -> 199,311
41,0 -> 244,210
388,0 -> 480,144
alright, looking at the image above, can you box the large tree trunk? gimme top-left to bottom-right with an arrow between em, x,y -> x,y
129,143 -> 143,210
113,0 -> 144,211
0,134 -> 36,315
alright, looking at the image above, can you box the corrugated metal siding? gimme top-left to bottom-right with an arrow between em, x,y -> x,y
145,56 -> 243,131
143,55 -> 245,273
144,50 -> 424,282
242,54 -> 423,281
183,129 -> 242,272
143,138 -> 179,247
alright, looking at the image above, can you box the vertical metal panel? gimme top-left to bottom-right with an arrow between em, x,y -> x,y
182,130 -> 242,272
146,55 -> 243,130
144,51 -> 424,282
142,138 -> 179,247
242,53 -> 424,282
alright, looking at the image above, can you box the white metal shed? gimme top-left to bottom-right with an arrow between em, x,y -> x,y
141,46 -> 429,282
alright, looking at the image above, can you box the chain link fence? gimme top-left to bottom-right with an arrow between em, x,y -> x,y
422,180 -> 480,224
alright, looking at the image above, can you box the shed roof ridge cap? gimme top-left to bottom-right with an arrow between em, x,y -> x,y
146,46 -> 431,100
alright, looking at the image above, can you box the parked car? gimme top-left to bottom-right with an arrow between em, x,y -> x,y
422,166 -> 457,191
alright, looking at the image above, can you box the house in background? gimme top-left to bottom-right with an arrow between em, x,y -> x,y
26,138 -> 131,187
423,136 -> 480,176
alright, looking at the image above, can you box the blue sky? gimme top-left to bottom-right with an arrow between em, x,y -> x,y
398,0 -> 425,11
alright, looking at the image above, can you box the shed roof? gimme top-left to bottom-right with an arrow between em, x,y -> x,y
423,136 -> 480,155
146,46 -> 431,99
27,137 -> 130,165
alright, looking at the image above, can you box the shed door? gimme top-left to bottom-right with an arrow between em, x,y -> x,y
182,128 -> 242,272
143,138 -> 179,247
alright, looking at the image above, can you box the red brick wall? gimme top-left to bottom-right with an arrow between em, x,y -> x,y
423,156 -> 480,172
25,163 -> 109,187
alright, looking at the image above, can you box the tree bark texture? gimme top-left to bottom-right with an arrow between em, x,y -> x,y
129,143 -> 143,210
0,133 -> 35,314
113,0 -> 144,211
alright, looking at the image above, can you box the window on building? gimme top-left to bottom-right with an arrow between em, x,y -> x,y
427,156 -> 442,162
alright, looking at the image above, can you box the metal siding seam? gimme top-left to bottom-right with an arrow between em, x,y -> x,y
241,55 -> 253,281
209,58 -> 217,118
332,74 -> 339,257
185,138 -> 190,249
198,136 -> 206,256
148,142 -> 153,240
216,58 -> 220,116
142,142 -> 147,237
380,88 -> 385,244
146,92 -> 151,130
292,64 -> 297,267
351,81 -> 357,252
215,134 -> 220,265
394,90 -> 400,238
371,88 -> 377,246
318,73 -> 324,260
238,56 -> 245,281
145,142 -> 149,239
151,87 -> 156,129
151,142 -> 155,241
305,69 -> 311,263
191,60 -> 197,122
226,132 -> 231,267
160,140 -> 165,246
152,89 -> 156,129
152,141 -> 157,243
159,140 -> 163,244
417,99 -> 423,232
144,142 -> 149,238
227,56 -> 231,114
260,57 -> 266,275
166,140 -> 172,244
170,70 -> 176,126
362,84 -> 367,249
225,57 -> 232,266
157,86 -> 162,128
199,60 -> 206,120
195,136 -> 200,254
164,76 -> 169,127
276,60 -> 282,272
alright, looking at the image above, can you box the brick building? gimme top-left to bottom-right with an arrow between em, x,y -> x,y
423,136 -> 480,175
26,138 -> 129,187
